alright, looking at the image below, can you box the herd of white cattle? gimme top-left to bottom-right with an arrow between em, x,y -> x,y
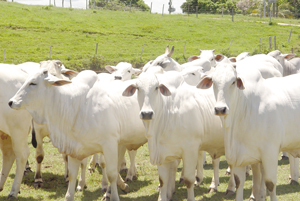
1,45 -> 300,201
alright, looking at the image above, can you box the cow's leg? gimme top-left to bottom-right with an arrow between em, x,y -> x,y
9,132 -> 30,198
195,151 -> 204,186
182,150 -> 198,201
246,165 -> 251,177
288,153 -> 299,185
77,157 -> 87,191
249,163 -> 264,201
125,150 -> 137,182
102,142 -> 119,201
33,127 -> 45,188
232,166 -> 246,201
168,160 -> 179,198
120,154 -> 128,174
225,170 -> 236,195
208,157 -> 220,193
157,163 -> 171,201
62,154 -> 69,183
179,160 -> 184,184
0,134 -> 15,193
65,156 -> 80,201
117,145 -> 129,193
99,153 -> 108,192
88,153 -> 99,173
261,153 -> 278,201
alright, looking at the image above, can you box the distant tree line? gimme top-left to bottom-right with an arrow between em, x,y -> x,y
181,0 -> 300,18
90,0 -> 149,11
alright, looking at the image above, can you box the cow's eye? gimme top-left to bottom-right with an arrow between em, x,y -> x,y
192,73 -> 195,75
155,87 -> 158,90
128,70 -> 131,73
232,81 -> 235,85
29,83 -> 36,86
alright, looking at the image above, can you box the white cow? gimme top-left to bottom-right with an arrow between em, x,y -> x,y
0,61 -> 78,199
122,71 -> 234,201
267,50 -> 300,76
9,69 -> 147,201
90,62 -> 142,190
198,60 -> 300,201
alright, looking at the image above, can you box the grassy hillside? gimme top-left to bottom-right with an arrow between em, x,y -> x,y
0,2 -> 300,71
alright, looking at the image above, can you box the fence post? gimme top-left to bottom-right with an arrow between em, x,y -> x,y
288,28 -> 292,42
140,44 -> 145,59
49,46 -> 52,60
269,36 -> 272,49
95,43 -> 98,56
54,0 -> 56,7
49,0 -> 51,6
232,9 -> 234,22
3,49 -> 5,63
291,48 -> 294,53
162,4 -> 164,16
188,4 -> 189,16
150,2 -> 152,13
130,1 -> 132,12
196,6 -> 198,18
228,40 -> 233,50
70,0 -> 72,8
274,36 -> 276,50
86,0 -> 88,9
183,40 -> 187,58
62,0 -> 64,7
259,38 -> 261,53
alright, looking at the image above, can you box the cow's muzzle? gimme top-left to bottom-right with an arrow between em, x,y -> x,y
140,111 -> 154,120
214,107 -> 227,116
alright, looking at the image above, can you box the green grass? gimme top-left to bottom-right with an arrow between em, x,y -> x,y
0,2 -> 300,72
0,136 -> 300,200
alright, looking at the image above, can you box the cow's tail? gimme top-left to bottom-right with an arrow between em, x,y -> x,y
31,120 -> 37,148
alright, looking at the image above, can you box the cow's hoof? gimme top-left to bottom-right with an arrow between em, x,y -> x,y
95,163 -> 100,168
290,180 -> 299,185
7,194 -> 18,200
249,196 -> 256,201
121,184 -> 129,194
281,156 -> 289,160
88,168 -> 95,173
179,178 -> 184,184
246,172 -> 250,177
225,189 -> 235,196
207,188 -> 217,193
101,187 -> 107,193
34,181 -> 43,188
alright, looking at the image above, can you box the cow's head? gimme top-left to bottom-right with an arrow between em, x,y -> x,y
188,49 -> 225,67
122,71 -> 181,122
267,50 -> 296,66
105,62 -> 141,81
9,69 -> 71,124
180,66 -> 204,86
197,60 -> 244,116
40,60 -> 78,80
149,45 -> 175,71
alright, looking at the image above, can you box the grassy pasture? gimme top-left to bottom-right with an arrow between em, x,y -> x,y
0,2 -> 300,201
1,2 -> 300,71
0,137 -> 300,200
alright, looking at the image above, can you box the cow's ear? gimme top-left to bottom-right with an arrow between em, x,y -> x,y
197,75 -> 213,89
159,84 -> 171,96
215,54 -> 225,62
237,77 -> 245,90
122,84 -> 137,96
188,55 -> 199,62
229,57 -> 237,63
283,54 -> 296,60
133,68 -> 142,76
61,69 -> 78,79
50,79 -> 72,86
105,65 -> 117,73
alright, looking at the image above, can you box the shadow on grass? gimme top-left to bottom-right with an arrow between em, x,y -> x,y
0,195 -> 39,201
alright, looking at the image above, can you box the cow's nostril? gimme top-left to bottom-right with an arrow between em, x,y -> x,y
115,76 -> 122,80
215,107 -> 226,115
8,101 -> 13,108
141,111 -> 153,120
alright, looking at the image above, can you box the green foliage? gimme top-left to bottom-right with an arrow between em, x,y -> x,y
91,0 -> 149,11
